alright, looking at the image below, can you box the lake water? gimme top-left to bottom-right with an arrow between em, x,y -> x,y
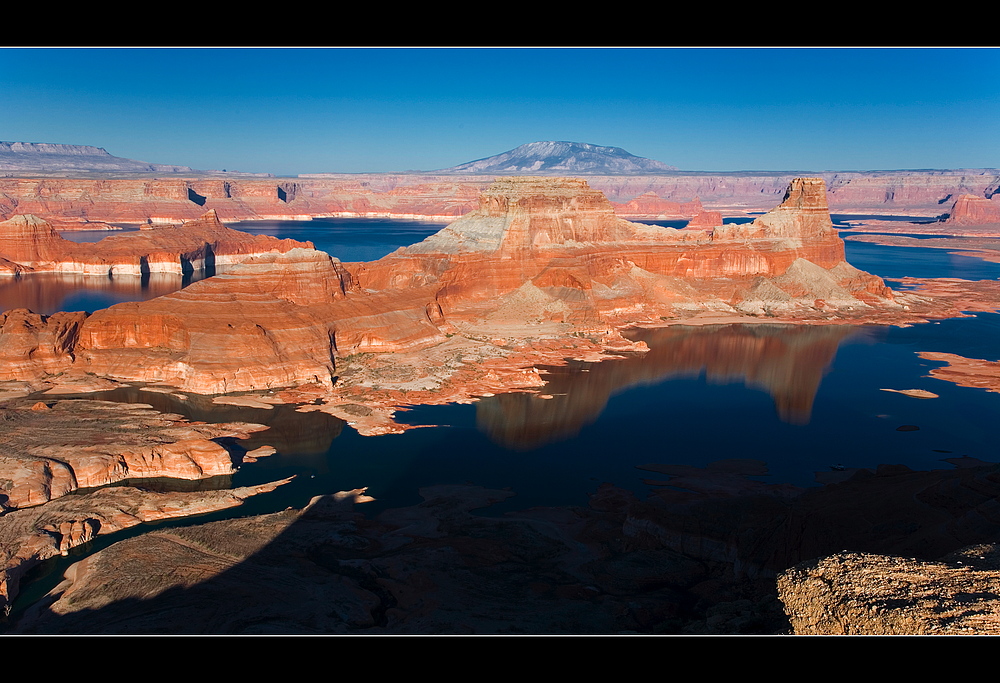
9,215 -> 1000,628
11,216 -> 1000,510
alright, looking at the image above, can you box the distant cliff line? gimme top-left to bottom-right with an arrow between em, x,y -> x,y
1,171 -> 997,226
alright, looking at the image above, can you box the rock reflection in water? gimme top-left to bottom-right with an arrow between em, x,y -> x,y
475,324 -> 861,450
0,272 -> 208,316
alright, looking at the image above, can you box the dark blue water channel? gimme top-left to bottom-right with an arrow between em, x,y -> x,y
226,217 -> 445,263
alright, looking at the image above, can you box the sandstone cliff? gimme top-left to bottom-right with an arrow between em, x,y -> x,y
0,177 -> 927,396
357,176 -> 898,327
2,171 -> 997,226
945,193 -> 1000,226
0,209 -> 312,277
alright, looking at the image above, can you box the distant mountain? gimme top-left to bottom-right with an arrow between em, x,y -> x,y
0,142 -> 194,174
436,141 -> 678,175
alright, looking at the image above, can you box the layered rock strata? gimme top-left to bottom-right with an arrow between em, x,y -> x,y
354,176 -> 899,328
0,209 -> 312,277
0,399 -> 270,510
945,193 -> 1000,226
0,177 -> 935,396
2,171 -> 998,226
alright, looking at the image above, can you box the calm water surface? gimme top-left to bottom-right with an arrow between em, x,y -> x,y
15,216 -> 1000,511
10,215 -> 1000,618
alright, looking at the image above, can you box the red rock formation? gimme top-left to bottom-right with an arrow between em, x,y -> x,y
610,192 -> 703,218
0,177 -> 924,396
685,210 -> 723,230
0,399 -> 271,510
75,249 -> 354,393
358,176 -> 897,326
0,309 -> 86,380
945,194 -> 1000,225
0,210 -> 313,276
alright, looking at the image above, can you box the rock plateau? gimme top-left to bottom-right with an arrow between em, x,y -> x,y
3,170 -> 998,227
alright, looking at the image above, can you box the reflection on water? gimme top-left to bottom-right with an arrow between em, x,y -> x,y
475,324 -> 860,450
0,272 -> 212,316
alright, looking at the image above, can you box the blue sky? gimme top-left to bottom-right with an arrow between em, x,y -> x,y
2,47 -> 997,175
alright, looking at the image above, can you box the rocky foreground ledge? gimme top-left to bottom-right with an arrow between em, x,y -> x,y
779,544 -> 1000,635
13,454 -> 1000,634
0,398 -> 290,616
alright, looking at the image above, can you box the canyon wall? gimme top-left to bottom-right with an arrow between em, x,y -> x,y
944,193 -> 1000,226
2,170 -> 998,227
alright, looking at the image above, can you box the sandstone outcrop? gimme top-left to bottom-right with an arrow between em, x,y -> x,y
0,309 -> 86,379
684,210 -> 723,230
0,476 -> 292,618
778,545 -> 1000,635
0,399 -> 270,510
0,210 -> 312,277
72,249 -> 356,393
945,193 -> 1000,226
356,176 -> 898,328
